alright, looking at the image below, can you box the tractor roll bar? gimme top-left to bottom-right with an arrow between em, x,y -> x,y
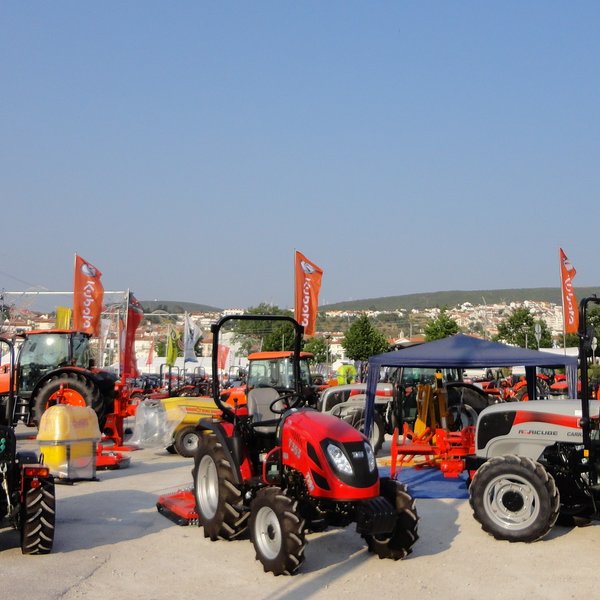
578,295 -> 600,455
210,314 -> 304,417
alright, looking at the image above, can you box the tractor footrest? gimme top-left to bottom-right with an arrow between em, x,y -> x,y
355,496 -> 397,536
156,490 -> 198,526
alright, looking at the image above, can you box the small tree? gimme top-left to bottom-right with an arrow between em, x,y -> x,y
424,308 -> 460,341
342,315 -> 389,362
303,336 -> 328,364
494,307 -> 552,348
233,304 -> 295,353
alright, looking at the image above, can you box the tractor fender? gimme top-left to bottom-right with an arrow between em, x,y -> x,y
196,418 -> 249,485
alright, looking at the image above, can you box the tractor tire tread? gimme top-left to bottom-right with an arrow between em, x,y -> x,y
20,478 -> 55,555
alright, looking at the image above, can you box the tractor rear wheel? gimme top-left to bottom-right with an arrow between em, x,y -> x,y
469,454 -> 560,542
192,433 -> 248,540
342,409 -> 385,454
362,477 -> 419,560
249,486 -> 306,575
20,477 -> 55,554
174,426 -> 202,458
33,372 -> 105,428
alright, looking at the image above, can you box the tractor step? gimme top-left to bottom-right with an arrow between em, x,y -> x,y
156,489 -> 198,526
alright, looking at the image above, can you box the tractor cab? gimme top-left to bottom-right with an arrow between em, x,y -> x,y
14,330 -> 93,399
246,351 -> 313,393
220,350 -> 316,410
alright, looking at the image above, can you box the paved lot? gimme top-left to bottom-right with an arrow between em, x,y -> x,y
2,428 -> 598,599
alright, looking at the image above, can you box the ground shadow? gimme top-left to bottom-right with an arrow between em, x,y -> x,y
259,498 -> 462,599
50,489 -> 174,553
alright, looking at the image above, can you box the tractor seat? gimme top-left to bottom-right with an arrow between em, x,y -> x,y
247,387 -> 285,435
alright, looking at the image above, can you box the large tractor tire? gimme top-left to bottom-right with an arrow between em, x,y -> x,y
192,433 -> 248,540
342,409 -> 385,454
362,477 -> 419,560
249,486 -> 306,576
33,372 -> 105,428
447,403 -> 479,431
173,426 -> 203,458
469,454 -> 560,542
446,382 -> 493,413
20,477 -> 55,555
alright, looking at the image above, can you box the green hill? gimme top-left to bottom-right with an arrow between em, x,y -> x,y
139,300 -> 222,313
320,287 -> 600,311
136,287 -> 600,314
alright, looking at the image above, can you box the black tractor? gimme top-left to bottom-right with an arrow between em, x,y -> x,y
0,329 -> 117,429
0,337 -> 55,554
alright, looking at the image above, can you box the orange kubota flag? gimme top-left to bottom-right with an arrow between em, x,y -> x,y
294,251 -> 323,336
73,255 -> 104,335
559,248 -> 579,334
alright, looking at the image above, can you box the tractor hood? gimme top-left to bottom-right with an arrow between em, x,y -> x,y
474,399 -> 600,460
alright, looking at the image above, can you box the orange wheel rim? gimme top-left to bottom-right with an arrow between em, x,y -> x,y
48,388 -> 86,408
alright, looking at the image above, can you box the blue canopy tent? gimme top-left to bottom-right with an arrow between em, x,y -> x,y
364,334 -> 578,434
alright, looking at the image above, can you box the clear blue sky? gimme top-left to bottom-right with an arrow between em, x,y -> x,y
2,1 -> 598,311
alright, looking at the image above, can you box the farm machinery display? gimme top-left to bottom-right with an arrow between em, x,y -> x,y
157,315 -> 419,575
0,329 -> 137,467
0,337 -> 55,554
467,295 -> 600,541
365,298 -> 600,542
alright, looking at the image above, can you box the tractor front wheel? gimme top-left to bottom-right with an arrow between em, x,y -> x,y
469,454 -> 560,542
249,486 -> 306,575
362,477 -> 419,560
20,477 -> 55,554
33,372 -> 104,427
192,433 -> 248,540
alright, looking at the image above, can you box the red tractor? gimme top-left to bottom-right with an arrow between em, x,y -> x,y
186,315 -> 419,575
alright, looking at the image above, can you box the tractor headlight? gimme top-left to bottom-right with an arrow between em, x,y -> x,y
326,443 -> 353,475
364,442 -> 376,472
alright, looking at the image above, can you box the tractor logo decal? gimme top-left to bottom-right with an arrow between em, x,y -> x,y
305,471 -> 315,493
289,438 -> 302,459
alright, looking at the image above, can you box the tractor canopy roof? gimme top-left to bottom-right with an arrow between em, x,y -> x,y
17,329 -> 90,338
248,351 -> 314,361
365,334 -> 579,427
368,334 -> 577,370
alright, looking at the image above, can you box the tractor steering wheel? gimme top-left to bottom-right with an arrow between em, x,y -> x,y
269,393 -> 302,414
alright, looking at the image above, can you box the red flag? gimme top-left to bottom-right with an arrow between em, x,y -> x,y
217,344 -> 230,371
294,251 -> 323,336
145,341 -> 154,367
73,255 -> 104,335
120,292 -> 144,378
559,248 -> 579,334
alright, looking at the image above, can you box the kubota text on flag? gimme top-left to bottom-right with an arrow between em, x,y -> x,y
294,251 -> 323,336
73,255 -> 104,336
